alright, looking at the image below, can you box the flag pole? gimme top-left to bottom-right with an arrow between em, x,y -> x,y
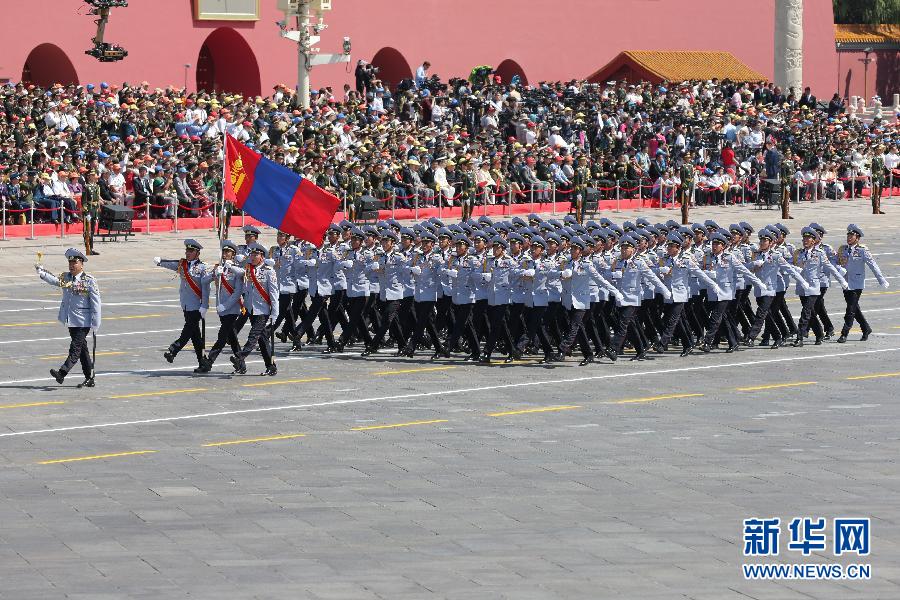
219,137 -> 228,240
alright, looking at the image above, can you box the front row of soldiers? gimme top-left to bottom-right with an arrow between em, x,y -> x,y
151,215 -> 889,376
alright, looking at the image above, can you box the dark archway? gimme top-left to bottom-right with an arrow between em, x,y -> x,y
196,28 -> 261,97
21,44 -> 78,87
494,59 -> 528,86
370,47 -> 413,91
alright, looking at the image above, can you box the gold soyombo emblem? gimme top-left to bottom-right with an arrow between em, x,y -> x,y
231,154 -> 247,195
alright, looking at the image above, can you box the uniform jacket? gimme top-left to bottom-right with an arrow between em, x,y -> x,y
483,254 -> 517,306
561,257 -> 619,309
792,247 -> 847,296
609,256 -> 670,307
296,248 -> 319,297
836,244 -> 888,291
291,241 -> 314,290
516,256 -> 561,308
657,253 -> 719,304
409,250 -> 444,302
443,253 -> 478,305
228,262 -> 279,318
749,249 -> 810,298
343,247 -> 374,298
703,252 -> 765,301
158,258 -> 212,311
370,249 -> 409,301
39,270 -> 102,329
269,244 -> 298,293
214,262 -> 245,316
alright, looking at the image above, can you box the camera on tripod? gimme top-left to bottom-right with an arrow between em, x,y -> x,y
84,0 -> 128,63
86,42 -> 128,62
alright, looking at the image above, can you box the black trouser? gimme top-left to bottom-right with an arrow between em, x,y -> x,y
814,286 -> 834,333
611,305 -> 645,354
298,294 -> 334,346
589,299 -> 612,349
732,287 -> 753,334
484,304 -> 514,357
273,292 -> 297,339
559,308 -> 593,359
239,313 -> 274,368
472,299 -> 490,342
797,295 -> 823,340
435,294 -> 453,334
704,300 -> 738,347
321,289 -> 349,336
841,289 -> 870,335
284,288 -> 308,336
60,326 -> 92,377
685,294 -> 706,340
447,303 -> 480,357
169,309 -> 204,362
339,294 -> 373,347
748,296 -> 777,341
206,313 -> 242,365
407,300 -> 444,353
658,302 -> 692,348
398,296 -> 416,342
545,301 -> 565,345
776,290 -> 797,334
516,305 -> 554,358
370,299 -> 405,350
507,303 -> 525,346
638,299 -> 660,345
366,292 -> 383,333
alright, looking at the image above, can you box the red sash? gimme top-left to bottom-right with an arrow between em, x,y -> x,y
179,259 -> 202,298
220,274 -> 246,312
248,266 -> 272,306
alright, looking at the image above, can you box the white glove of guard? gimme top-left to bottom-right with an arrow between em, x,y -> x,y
235,254 -> 246,263
482,272 -> 492,282
34,263 -> 43,273
214,266 -> 224,276
561,269 -> 573,279
523,269 -> 536,277
267,315 -> 276,327
410,266 -> 422,275
883,281 -> 890,289
614,291 -> 624,302
263,258 -> 275,267
715,286 -> 726,297
445,269 -> 458,278
199,307 -> 207,319
153,256 -> 161,265
341,260 -> 353,269
216,304 -> 225,313
663,290 -> 672,301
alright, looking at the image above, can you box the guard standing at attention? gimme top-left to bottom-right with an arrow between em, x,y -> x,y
35,248 -> 102,387
154,239 -> 212,371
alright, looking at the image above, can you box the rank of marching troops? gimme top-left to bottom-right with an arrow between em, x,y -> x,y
141,216 -> 890,379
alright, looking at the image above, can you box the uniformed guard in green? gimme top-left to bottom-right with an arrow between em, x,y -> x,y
81,170 -> 102,256
871,145 -> 886,215
573,155 -> 590,224
780,148 -> 796,220
678,151 -> 695,225
347,162 -> 367,222
460,158 -> 477,222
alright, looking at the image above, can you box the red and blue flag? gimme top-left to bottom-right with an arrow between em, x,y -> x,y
224,134 -> 340,244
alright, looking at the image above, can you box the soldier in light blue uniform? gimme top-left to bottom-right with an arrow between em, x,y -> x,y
295,234 -> 335,350
324,225 -> 351,346
154,239 -> 212,370
836,224 -> 890,343
283,237 -> 314,343
269,231 -> 300,346
790,227 -> 848,346
199,240 -> 245,373
363,231 -> 410,356
439,234 -> 481,361
808,222 -> 836,337
480,236 -> 518,364
226,242 -> 279,376
513,235 -> 562,364
334,228 -> 374,353
35,248 -> 102,387
557,237 -> 622,365
403,231 -> 446,358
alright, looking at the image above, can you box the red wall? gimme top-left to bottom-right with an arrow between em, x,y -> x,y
837,50 -> 900,102
0,0 -> 840,96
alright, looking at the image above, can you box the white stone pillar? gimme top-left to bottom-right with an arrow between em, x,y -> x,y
774,0 -> 803,92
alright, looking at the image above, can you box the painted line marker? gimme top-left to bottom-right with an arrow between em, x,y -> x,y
38,450 -> 156,465
608,393 -> 704,404
41,351 -> 127,361
736,381 -> 817,392
203,433 -> 307,447
372,366 -> 458,375
108,387 -> 208,400
0,401 -> 66,410
241,377 -> 332,388
351,419 -> 448,431
846,372 -> 900,381
1,313 -> 164,328
488,405 -> 581,417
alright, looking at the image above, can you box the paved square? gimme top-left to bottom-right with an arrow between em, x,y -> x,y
1,200 -> 899,599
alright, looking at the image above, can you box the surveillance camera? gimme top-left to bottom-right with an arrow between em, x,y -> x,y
342,36 -> 351,55
276,19 -> 286,28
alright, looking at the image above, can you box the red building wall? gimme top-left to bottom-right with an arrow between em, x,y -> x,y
0,0 -> 839,97
837,50 -> 900,102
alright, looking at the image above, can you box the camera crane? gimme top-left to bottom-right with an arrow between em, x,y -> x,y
84,0 -> 128,62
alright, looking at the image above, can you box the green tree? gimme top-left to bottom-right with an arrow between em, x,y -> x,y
833,0 -> 900,24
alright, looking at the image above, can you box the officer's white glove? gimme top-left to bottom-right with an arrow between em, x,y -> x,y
482,272 -> 492,282
523,269 -> 536,277
658,266 -> 671,275
841,283 -> 849,291
199,307 -> 207,319
614,291 -> 625,303
610,271 -> 622,279
223,259 -> 233,268
663,290 -> 672,301
804,285 -> 816,295
341,260 -> 353,269
410,266 -> 422,275
445,269 -> 458,278
235,254 -> 246,263
267,315 -> 276,327
882,281 -> 890,289
216,304 -> 225,313
714,286 -> 725,297
561,269 -> 572,279
153,256 -> 161,265
214,266 -> 224,276
263,258 -> 275,267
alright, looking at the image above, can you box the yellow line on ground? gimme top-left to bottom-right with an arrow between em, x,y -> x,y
241,377 -> 333,388
0,401 -> 66,410
203,433 -> 307,447
487,405 -> 582,416
736,381 -> 817,392
141,286 -> 176,291
40,351 -> 127,360
352,419 -> 448,431
610,393 -> 705,404
371,366 -> 458,375
846,372 -> 900,381
1,313 -> 164,327
108,387 -> 207,399
38,450 -> 156,465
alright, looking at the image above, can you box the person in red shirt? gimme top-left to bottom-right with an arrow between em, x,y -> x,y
721,142 -> 736,170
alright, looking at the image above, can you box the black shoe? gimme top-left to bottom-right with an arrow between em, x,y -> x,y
463,353 -> 480,362
837,335 -> 847,344
50,369 -> 65,384
361,346 -> 377,357
261,364 -> 277,376
814,338 -> 823,345
194,362 -> 210,374
759,339 -> 770,347
743,338 -> 755,347
579,356 -> 594,366
89,250 -> 100,256
652,342 -> 666,354
290,340 -> 303,351
275,331 -> 288,343
699,343 -> 711,353
606,348 -> 618,362
538,355 -> 556,365
76,377 -> 95,388
430,350 -> 447,361
478,356 -> 492,365
861,329 -> 872,341
824,329 -> 834,340
629,351 -> 646,362
680,345 -> 693,357
229,355 -> 246,374
163,350 -> 175,363
333,342 -> 345,354
772,339 -> 783,349
322,346 -> 335,354
725,344 -> 738,353
792,337 -> 803,347
503,355 -> 515,363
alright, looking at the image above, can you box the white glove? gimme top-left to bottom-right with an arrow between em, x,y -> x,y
199,307 -> 207,319
663,290 -> 672,301
883,281 -> 890,289
216,304 -> 225,313
214,266 -> 224,276
523,269 -> 536,277
235,254 -> 246,263
841,283 -> 849,291
610,271 -> 622,279
614,291 -> 624,302
410,266 -> 422,275
561,269 -> 572,279
658,266 -> 671,275
267,315 -> 276,327
223,259 -> 233,267
804,285 -> 816,295
341,260 -> 353,269
34,263 -> 44,273
263,258 -> 275,267
714,286 -> 725,297
90,327 -> 98,335
482,272 -> 492,282
153,256 -> 161,265
446,269 -> 458,278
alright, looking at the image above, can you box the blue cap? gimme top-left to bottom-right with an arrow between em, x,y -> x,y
477,215 -> 494,226
709,232 -> 729,244
758,227 -> 776,241
622,221 -> 636,232
491,236 -> 509,249
704,219 -> 719,230
472,230 -> 489,242
619,234 -> 637,248
691,223 -> 707,234
399,227 -> 415,239
65,247 -> 88,262
184,238 -> 203,250
569,237 -> 586,250
563,215 -> 578,225
220,239 -> 239,252
809,222 -> 826,235
847,223 -> 864,238
327,224 -> 341,234
420,231 -> 437,243
381,231 -> 399,242
350,227 -> 366,239
242,224 -> 261,236
801,226 -> 820,240
739,221 -> 753,233
511,216 -> 527,228
729,223 -> 745,235
437,227 -> 453,239
636,217 -> 651,227
507,232 -> 525,244
452,234 -> 471,246
530,235 -> 547,249
666,232 -> 684,246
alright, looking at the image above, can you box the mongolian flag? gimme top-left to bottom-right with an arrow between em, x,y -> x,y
224,134 -> 340,244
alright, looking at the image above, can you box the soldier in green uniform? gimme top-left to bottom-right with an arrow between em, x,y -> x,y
460,158 -> 477,222
871,144 -> 886,215
780,147 -> 796,220
678,151 -> 695,225
81,170 -> 102,256
572,155 -> 590,224
347,161 -> 367,222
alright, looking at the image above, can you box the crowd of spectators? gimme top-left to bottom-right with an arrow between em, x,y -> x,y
0,67 -> 898,226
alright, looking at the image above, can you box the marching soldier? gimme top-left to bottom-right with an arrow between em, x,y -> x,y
199,240 -> 245,373
269,231 -> 300,345
81,170 -> 102,256
226,242 -> 279,375
790,227 -> 847,346
334,227 -> 374,353
871,145 -> 886,214
238,225 -> 261,263
836,224 -> 890,343
403,231 -> 446,358
35,248 -> 102,387
780,148 -> 796,220
153,239 -> 212,371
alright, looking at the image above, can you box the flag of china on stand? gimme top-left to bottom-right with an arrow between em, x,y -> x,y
224,134 -> 340,244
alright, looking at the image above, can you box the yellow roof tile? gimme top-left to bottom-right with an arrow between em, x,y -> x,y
619,50 -> 766,82
834,24 -> 900,44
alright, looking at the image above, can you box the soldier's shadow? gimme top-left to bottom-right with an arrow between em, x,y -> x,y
2,385 -> 60,391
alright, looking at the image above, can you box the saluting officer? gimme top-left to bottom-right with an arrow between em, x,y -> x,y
836,224 -> 890,343
199,240 -> 245,373
35,248 -> 102,387
227,242 -> 279,375
154,239 -> 212,370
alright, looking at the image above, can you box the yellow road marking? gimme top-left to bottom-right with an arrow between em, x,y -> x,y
846,372 -> 900,381
141,286 -> 176,291
40,351 -> 127,360
108,387 -> 207,399
1,313 -> 164,327
371,366 -> 458,375
38,450 -> 156,465
203,433 -> 307,447
736,381 -> 817,392
241,377 -> 332,388
0,401 -> 66,410
488,405 -> 582,416
610,393 -> 705,404
352,419 -> 448,431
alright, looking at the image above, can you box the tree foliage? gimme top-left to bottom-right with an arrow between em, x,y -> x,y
833,0 -> 900,24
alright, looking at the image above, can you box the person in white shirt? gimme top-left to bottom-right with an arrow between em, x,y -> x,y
547,126 -> 567,150
432,157 -> 454,205
475,161 -> 496,203
107,165 -> 126,204
480,106 -> 499,133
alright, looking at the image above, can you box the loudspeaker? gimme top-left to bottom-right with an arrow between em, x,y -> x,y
360,195 -> 382,212
585,187 -> 601,202
100,204 -> 134,222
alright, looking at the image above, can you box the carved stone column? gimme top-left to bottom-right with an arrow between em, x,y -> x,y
774,0 -> 803,92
